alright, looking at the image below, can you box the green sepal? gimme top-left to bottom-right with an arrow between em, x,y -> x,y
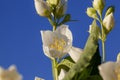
58,14 -> 71,26
57,56 -> 75,75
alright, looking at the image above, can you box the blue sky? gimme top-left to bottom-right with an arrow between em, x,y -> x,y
0,0 -> 120,80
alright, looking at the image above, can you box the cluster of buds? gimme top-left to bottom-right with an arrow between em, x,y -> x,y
34,0 -> 67,18
86,0 -> 115,39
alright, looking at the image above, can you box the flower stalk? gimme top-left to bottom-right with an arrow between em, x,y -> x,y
52,58 -> 58,80
99,14 -> 106,63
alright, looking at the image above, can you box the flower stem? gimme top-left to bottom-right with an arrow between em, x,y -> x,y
99,14 -> 106,63
52,59 -> 58,80
102,41 -> 106,62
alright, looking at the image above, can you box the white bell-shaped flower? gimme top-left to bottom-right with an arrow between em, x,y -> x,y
41,25 -> 72,59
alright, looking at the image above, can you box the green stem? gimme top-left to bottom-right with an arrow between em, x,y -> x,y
52,59 -> 58,80
99,14 -> 106,63
102,41 -> 106,62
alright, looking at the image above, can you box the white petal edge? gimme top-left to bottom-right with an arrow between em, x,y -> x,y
34,76 -> 44,80
41,30 -> 55,46
98,62 -> 116,80
56,25 -> 73,42
69,46 -> 83,62
58,69 -> 66,80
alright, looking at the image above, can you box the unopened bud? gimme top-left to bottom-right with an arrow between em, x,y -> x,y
56,0 -> 67,18
93,0 -> 105,15
47,0 -> 59,6
117,52 -> 120,62
105,6 -> 115,16
34,0 -> 50,17
86,7 -> 98,19
103,13 -> 115,34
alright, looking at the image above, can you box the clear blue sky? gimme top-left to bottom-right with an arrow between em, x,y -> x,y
0,0 -> 120,80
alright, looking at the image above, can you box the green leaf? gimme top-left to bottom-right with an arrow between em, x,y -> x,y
57,56 -> 75,74
58,14 -> 71,26
63,20 -> 101,80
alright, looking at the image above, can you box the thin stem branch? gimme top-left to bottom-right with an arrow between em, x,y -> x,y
102,41 -> 105,62
99,14 -> 106,63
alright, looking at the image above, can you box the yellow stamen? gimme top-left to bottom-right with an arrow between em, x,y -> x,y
49,37 -> 66,52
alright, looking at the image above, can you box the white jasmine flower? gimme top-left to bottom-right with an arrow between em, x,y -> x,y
34,0 -> 50,17
0,65 -> 22,80
69,46 -> 83,62
103,13 -> 115,33
98,61 -> 120,80
58,69 -> 66,80
41,25 -> 72,59
34,76 -> 44,80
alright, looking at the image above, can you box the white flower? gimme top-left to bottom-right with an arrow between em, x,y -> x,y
103,13 -> 115,33
69,46 -> 83,62
98,61 -> 120,80
34,76 -> 44,80
41,25 -> 72,59
58,69 -> 66,80
34,0 -> 50,17
0,65 -> 22,80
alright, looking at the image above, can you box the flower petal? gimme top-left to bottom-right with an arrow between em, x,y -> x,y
69,46 -> 83,62
41,30 -> 55,46
58,69 -> 66,80
34,76 -> 44,80
98,62 -> 116,80
0,65 -> 22,80
56,25 -> 72,42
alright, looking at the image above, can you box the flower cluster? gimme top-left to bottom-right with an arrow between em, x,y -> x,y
34,0 -> 117,80
0,0 -> 116,80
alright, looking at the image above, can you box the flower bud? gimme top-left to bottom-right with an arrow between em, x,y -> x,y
86,7 -> 98,19
105,6 -> 115,17
56,0 -> 67,18
34,0 -> 50,17
117,52 -> 120,62
103,13 -> 115,33
93,0 -> 105,15
47,0 -> 59,6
